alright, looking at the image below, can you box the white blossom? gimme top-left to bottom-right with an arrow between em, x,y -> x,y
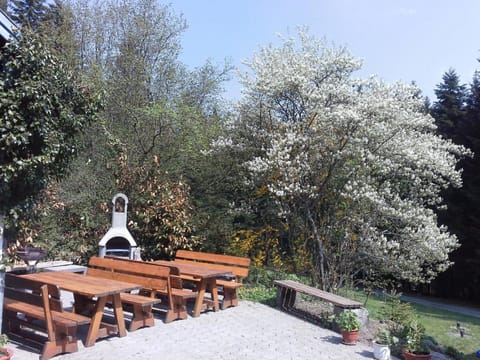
226,29 -> 471,284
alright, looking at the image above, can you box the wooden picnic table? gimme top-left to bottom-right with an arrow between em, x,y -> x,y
22,270 -> 142,347
152,260 -> 232,317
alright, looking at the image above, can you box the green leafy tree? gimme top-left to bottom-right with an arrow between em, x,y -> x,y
26,0 -> 233,260
0,30 -> 101,218
0,26 -> 101,333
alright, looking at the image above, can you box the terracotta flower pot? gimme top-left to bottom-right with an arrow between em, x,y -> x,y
341,329 -> 359,345
403,351 -> 432,360
0,347 -> 13,360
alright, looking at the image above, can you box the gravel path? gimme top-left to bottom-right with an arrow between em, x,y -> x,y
401,294 -> 480,318
8,301 -> 380,360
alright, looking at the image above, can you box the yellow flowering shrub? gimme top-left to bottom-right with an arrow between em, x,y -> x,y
230,226 -> 283,268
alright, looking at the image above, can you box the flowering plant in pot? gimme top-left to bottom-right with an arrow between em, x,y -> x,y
0,334 -> 13,360
335,310 -> 360,345
401,319 -> 431,360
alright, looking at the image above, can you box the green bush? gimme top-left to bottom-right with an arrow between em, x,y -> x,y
238,285 -> 276,305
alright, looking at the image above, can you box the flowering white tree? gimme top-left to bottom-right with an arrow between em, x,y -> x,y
221,30 -> 470,289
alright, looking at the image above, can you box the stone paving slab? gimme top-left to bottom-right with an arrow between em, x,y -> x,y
8,301 -> 384,360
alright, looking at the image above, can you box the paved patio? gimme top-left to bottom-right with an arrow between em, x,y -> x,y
8,300 -> 379,360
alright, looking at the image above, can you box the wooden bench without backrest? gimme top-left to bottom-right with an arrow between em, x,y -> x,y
273,279 -> 363,313
89,256 -> 197,324
4,273 -> 91,360
174,250 -> 251,309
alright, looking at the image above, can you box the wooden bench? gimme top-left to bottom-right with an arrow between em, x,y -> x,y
89,257 -> 197,324
174,250 -> 251,309
273,279 -> 363,313
4,273 -> 91,360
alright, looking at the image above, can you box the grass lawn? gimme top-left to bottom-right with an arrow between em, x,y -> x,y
415,303 -> 480,359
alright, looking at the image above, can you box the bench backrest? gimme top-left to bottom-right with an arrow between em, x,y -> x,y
103,256 -> 185,289
175,250 -> 251,280
88,256 -> 172,296
5,273 -> 63,311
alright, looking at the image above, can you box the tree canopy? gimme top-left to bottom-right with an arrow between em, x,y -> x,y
0,29 -> 102,216
212,30 -> 470,289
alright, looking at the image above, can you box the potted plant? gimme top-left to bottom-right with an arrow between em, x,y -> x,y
373,328 -> 398,360
402,319 -> 431,360
0,334 -> 13,360
335,310 -> 360,345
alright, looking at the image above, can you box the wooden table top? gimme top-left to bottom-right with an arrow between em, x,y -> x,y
152,260 -> 232,279
22,271 -> 141,298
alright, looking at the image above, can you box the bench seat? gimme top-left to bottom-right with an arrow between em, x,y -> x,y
273,279 -> 362,311
5,298 -> 91,327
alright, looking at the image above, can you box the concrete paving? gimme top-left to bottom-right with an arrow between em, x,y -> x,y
8,301 -> 380,360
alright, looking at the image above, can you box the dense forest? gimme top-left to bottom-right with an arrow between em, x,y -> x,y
1,0 -> 479,301
428,68 -> 480,301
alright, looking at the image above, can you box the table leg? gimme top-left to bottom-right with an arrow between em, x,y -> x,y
193,280 -> 207,317
192,278 -> 220,317
85,296 -> 108,347
208,278 -> 220,312
111,293 -> 127,337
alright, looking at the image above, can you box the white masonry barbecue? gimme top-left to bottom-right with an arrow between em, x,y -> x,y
98,193 -> 138,259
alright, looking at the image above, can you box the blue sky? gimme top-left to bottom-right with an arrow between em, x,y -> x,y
169,0 -> 480,102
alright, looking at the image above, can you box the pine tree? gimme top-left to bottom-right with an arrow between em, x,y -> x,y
430,69 -> 480,300
9,0 -> 49,31
453,70 -> 480,297
431,68 -> 466,142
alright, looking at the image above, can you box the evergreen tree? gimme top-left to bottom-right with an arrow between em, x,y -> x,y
9,0 -> 49,31
431,68 -> 466,142
430,69 -> 480,300
39,1 -> 79,72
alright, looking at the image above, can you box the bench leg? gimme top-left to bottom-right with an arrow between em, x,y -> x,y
41,326 -> 79,360
128,305 -> 154,331
221,287 -> 238,309
276,287 -> 296,310
165,297 -> 188,323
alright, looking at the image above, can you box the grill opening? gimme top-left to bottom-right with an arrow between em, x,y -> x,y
105,237 -> 131,258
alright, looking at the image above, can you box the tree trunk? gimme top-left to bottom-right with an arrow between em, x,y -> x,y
306,207 -> 326,289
